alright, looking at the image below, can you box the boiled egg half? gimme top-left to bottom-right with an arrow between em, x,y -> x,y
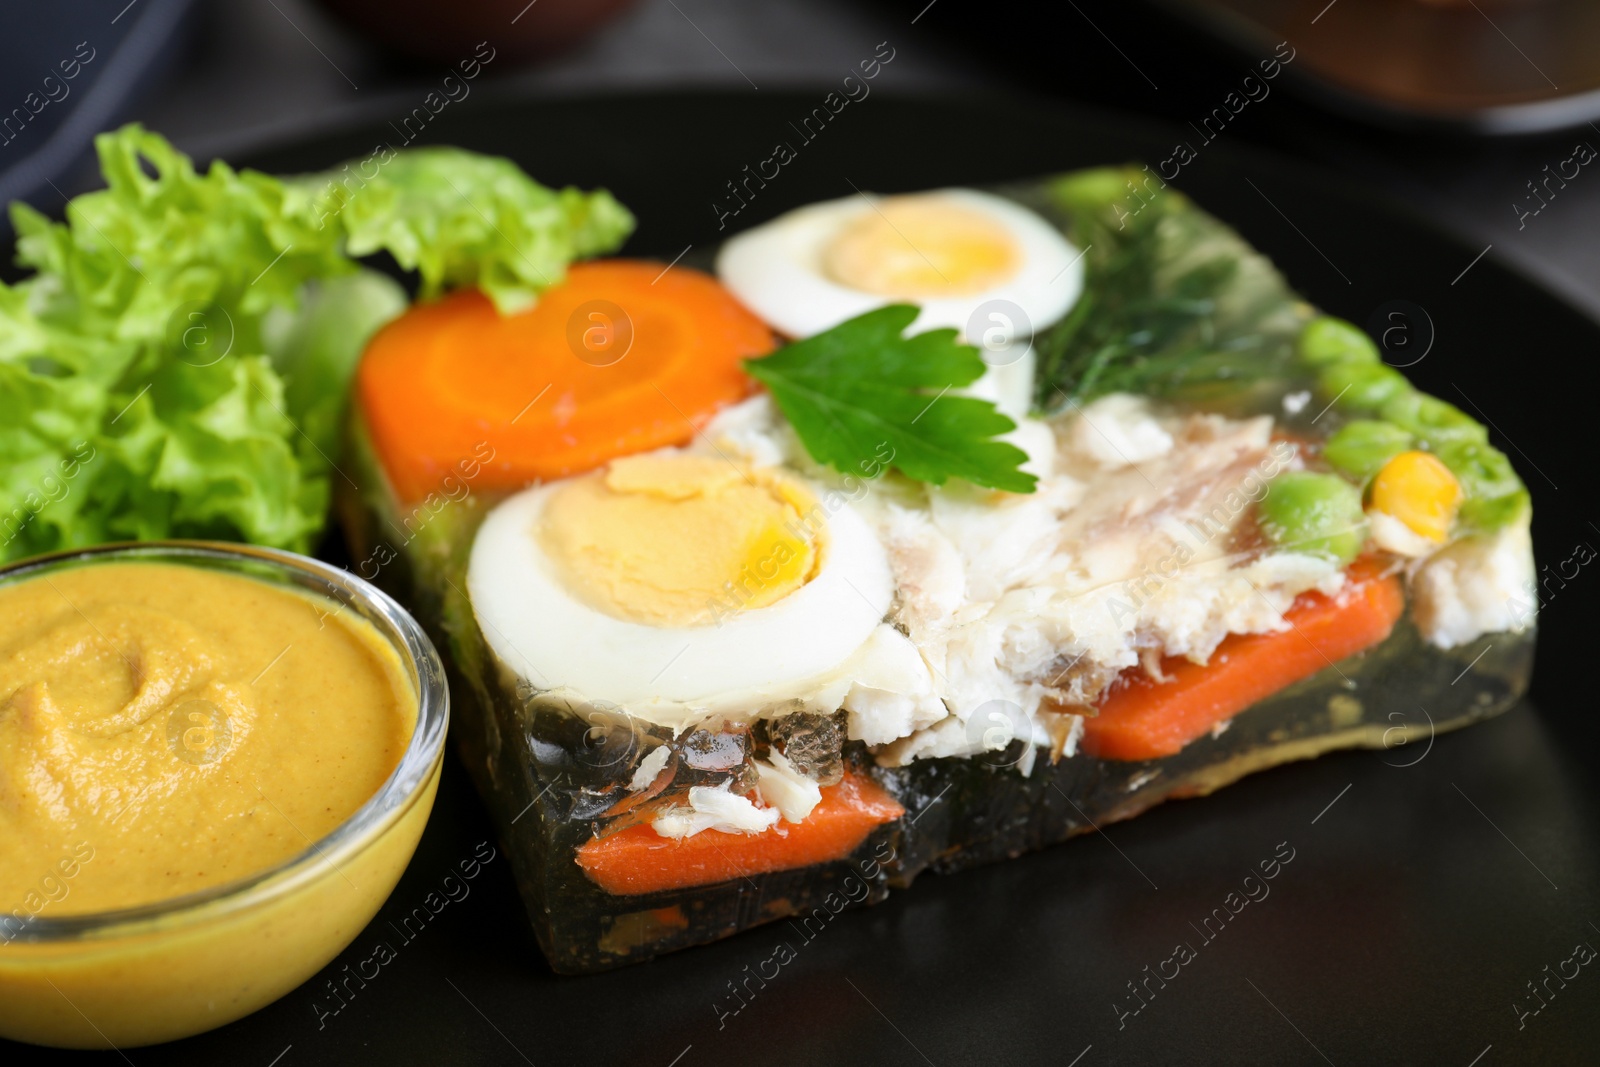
716,188 -> 1082,415
468,451 -> 894,715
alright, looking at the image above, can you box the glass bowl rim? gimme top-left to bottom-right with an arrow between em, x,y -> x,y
0,540 -> 449,945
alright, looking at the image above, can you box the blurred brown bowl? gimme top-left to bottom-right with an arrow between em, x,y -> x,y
315,0 -> 641,65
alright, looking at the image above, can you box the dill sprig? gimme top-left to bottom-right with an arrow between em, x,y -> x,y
1033,167 -> 1310,413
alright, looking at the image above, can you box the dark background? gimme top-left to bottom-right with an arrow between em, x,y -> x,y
6,0 -> 1600,317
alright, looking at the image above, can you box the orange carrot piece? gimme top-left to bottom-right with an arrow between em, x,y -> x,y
576,772 -> 904,896
357,260 -> 775,503
1079,559 -> 1405,762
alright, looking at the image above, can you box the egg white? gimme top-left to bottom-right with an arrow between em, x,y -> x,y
715,188 -> 1083,343
467,470 -> 895,715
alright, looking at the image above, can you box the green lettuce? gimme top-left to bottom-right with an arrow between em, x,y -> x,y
307,148 -> 636,313
0,125 -> 633,562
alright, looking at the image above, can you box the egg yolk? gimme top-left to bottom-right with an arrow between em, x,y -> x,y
823,195 -> 1021,298
538,454 -> 824,628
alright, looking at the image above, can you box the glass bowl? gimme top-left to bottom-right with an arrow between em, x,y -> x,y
0,542 -> 449,1049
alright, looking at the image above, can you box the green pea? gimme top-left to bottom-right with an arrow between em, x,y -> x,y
1298,317 -> 1378,368
1435,438 -> 1519,496
1379,392 -> 1487,448
1323,420 -> 1414,482
1258,471 -> 1368,564
1318,361 -> 1410,412
1435,438 -> 1529,530
1460,488 -> 1531,530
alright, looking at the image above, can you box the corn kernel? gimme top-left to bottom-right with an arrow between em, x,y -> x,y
1369,450 -> 1461,542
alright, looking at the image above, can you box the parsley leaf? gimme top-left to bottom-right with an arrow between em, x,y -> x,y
744,305 -> 1037,494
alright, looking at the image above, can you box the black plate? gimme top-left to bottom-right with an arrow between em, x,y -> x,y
19,92 -> 1600,1066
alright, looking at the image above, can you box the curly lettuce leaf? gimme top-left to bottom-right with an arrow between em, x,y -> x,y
296,147 -> 635,313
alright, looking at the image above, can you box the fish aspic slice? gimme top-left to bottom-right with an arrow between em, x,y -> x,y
340,167 -> 1533,972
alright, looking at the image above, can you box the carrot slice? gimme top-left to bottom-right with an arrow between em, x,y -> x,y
1079,559 -> 1405,761
576,772 -> 904,896
357,260 -> 775,502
